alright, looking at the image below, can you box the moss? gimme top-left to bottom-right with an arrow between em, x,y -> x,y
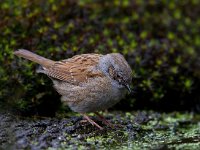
1,111 -> 199,149
55,111 -> 200,149
0,0 -> 199,113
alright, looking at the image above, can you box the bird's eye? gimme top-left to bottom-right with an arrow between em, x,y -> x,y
116,74 -> 124,83
118,78 -> 122,83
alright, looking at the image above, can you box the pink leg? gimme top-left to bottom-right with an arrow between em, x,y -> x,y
95,112 -> 114,128
81,113 -> 103,130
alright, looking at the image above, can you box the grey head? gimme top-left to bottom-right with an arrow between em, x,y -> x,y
98,53 -> 132,92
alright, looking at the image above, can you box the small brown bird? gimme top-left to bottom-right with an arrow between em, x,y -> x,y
14,49 -> 132,130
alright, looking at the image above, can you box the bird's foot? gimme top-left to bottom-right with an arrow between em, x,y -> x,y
95,112 -> 114,128
81,113 -> 103,130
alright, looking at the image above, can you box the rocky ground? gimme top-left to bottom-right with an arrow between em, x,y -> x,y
0,111 -> 200,149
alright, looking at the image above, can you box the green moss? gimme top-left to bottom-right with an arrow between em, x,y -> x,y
0,0 -> 199,113
52,111 -> 200,149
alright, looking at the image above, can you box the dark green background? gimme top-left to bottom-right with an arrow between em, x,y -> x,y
0,0 -> 199,115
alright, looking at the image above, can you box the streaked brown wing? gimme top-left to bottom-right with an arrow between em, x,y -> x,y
44,54 -> 103,85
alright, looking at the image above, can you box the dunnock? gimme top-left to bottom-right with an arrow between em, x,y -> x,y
14,49 -> 132,130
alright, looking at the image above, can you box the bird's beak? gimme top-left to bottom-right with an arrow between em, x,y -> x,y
124,84 -> 132,93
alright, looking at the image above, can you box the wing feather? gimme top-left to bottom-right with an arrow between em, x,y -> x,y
43,54 -> 103,85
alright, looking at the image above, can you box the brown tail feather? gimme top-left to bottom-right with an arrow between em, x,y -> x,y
14,49 -> 55,68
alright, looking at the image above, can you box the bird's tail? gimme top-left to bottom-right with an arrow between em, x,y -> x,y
14,49 -> 55,68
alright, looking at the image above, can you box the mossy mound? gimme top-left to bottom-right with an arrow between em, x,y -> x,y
0,0 -> 199,114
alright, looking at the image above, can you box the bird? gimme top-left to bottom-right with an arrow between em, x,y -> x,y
14,49 -> 132,130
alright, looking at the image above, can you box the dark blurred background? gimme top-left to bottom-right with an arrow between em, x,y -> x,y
0,0 -> 199,116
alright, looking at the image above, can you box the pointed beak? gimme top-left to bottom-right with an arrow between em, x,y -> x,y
124,84 -> 132,93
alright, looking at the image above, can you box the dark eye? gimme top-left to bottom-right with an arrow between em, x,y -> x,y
116,74 -> 123,82
116,74 -> 120,78
117,72 -> 123,79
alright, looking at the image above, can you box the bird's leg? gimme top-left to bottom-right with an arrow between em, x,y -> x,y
95,112 -> 114,128
81,113 -> 103,130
